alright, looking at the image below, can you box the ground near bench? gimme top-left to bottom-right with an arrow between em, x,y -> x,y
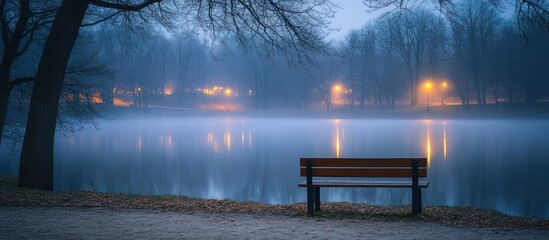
1,177 -> 548,239
1,206 -> 548,240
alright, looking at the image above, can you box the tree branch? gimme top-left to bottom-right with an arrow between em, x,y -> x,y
0,0 -> 10,50
8,76 -> 35,90
81,10 -> 122,27
89,0 -> 162,11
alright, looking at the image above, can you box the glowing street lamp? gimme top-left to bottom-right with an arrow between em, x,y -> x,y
425,82 -> 431,112
331,84 -> 343,106
441,82 -> 448,105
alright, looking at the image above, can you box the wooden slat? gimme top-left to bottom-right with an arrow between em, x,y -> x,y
299,168 -> 427,177
300,158 -> 427,168
298,180 -> 430,188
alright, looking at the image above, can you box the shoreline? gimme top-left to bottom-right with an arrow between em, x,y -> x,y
98,103 -> 549,120
1,177 -> 548,230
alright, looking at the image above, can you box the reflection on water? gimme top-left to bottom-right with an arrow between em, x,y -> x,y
427,128 -> 431,167
335,123 -> 341,158
1,118 -> 548,219
443,122 -> 447,160
224,131 -> 231,153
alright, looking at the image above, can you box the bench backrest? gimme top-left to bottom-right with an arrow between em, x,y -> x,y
299,158 -> 427,178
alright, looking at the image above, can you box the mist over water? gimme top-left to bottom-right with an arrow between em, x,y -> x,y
1,117 -> 548,218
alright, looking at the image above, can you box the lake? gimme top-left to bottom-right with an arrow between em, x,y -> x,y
1,118 -> 548,219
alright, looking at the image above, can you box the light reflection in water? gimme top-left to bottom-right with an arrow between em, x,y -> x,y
336,125 -> 341,158
249,132 -> 252,147
137,135 -> 142,152
426,128 -> 431,167
166,134 -> 173,152
225,132 -> 231,153
443,122 -> 447,160
241,121 -> 245,146
204,129 -> 251,155
5,118 -> 544,219
332,119 -> 343,158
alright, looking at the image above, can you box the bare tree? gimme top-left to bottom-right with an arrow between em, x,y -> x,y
357,25 -> 379,107
449,0 -> 499,105
0,0 -> 57,146
174,34 -> 205,99
313,54 -> 343,111
364,0 -> 548,35
341,30 -> 360,108
377,8 -> 445,105
514,0 -> 548,33
18,0 -> 336,190
514,17 -> 549,103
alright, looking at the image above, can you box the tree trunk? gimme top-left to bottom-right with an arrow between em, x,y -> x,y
0,0 -> 31,146
410,80 -> 417,105
0,50 -> 13,147
408,68 -> 417,105
0,86 -> 9,145
18,0 -> 89,190
474,68 -> 482,105
0,60 -> 13,146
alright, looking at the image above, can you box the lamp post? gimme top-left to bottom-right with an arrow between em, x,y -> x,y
332,84 -> 342,107
441,82 -> 447,105
425,83 -> 431,112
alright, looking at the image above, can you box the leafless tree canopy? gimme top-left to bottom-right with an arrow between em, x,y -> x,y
82,0 -> 336,65
363,0 -> 548,31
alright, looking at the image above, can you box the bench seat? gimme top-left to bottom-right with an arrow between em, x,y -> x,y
299,157 -> 429,215
298,180 -> 429,188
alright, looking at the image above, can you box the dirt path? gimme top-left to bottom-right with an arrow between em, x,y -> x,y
1,206 -> 547,239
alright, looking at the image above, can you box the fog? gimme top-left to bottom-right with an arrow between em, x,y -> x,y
66,10 -> 549,111
1,0 -> 549,219
3,1 -> 548,121
1,118 -> 548,218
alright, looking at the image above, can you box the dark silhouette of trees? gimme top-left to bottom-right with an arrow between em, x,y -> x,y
11,0 -> 549,190
376,8 -> 445,105
449,0 -> 500,105
0,0 -> 57,146
18,0 -> 335,190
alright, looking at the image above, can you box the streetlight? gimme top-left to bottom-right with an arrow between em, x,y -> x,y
425,82 -> 431,112
441,82 -> 448,105
331,84 -> 343,107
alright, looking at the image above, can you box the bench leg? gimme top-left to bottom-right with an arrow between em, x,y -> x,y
418,188 -> 422,213
306,160 -> 314,216
412,187 -> 421,215
314,187 -> 320,211
307,185 -> 314,215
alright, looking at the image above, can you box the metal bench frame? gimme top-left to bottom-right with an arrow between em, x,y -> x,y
298,158 -> 429,215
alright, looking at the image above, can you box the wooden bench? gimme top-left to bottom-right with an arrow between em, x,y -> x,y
298,158 -> 429,215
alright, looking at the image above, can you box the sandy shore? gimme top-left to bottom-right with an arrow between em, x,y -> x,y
1,206 -> 548,240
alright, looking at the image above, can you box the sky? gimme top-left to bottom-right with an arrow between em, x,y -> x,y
327,0 -> 516,41
327,1 -> 384,41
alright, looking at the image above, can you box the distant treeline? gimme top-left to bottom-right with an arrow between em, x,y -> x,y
7,1 -> 549,112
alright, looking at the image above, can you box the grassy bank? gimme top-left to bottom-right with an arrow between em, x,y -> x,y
1,177 -> 547,230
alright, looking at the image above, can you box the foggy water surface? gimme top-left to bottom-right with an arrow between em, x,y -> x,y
1,118 -> 548,219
